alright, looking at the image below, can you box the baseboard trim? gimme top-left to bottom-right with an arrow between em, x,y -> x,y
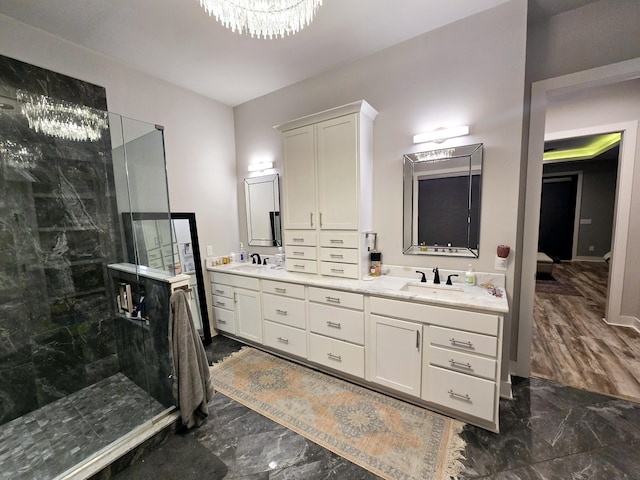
500,375 -> 513,400
602,315 -> 640,334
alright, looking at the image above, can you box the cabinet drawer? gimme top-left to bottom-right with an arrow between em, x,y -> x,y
309,303 -> 364,344
370,297 -> 499,336
147,248 -> 162,261
285,230 -> 317,246
210,271 -> 233,285
263,294 -> 306,329
320,262 -> 360,279
161,245 -> 175,257
308,333 -> 364,378
212,294 -> 234,310
211,283 -> 233,298
320,247 -> 359,264
308,287 -> 363,310
213,307 -> 236,334
264,321 -> 307,358
285,259 -> 318,274
148,258 -> 164,269
426,365 -> 496,422
286,245 -> 317,261
233,275 -> 260,290
430,326 -> 497,357
262,280 -> 305,299
319,231 -> 359,248
429,345 -> 497,380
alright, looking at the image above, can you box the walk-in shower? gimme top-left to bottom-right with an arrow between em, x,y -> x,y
0,55 -> 179,479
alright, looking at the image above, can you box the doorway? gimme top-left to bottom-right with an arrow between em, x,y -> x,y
517,58 -> 640,384
538,175 -> 578,261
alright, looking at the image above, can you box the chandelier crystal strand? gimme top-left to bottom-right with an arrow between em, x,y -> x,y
16,90 -> 108,142
198,0 -> 322,39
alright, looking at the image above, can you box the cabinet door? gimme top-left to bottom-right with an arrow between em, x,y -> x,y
369,314 -> 422,397
235,288 -> 263,343
316,114 -> 359,230
282,125 -> 317,230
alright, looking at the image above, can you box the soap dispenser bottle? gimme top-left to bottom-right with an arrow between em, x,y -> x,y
275,246 -> 285,268
239,243 -> 247,262
465,264 -> 475,286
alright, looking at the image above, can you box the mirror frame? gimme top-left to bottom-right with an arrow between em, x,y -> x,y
121,211 -> 211,344
244,173 -> 282,247
403,143 -> 483,258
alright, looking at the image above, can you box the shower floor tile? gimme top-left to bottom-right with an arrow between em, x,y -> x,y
0,373 -> 166,480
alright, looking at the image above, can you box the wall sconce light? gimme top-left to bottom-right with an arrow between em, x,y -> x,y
247,161 -> 274,172
413,125 -> 470,144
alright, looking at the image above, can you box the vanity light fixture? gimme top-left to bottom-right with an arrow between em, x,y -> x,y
197,0 -> 323,39
413,125 -> 470,144
247,161 -> 274,172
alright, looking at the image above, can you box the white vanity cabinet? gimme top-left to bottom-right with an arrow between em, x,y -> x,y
210,272 -> 262,343
277,101 -> 377,279
368,298 -> 424,397
210,272 -> 236,335
262,280 -> 307,358
308,287 -> 365,377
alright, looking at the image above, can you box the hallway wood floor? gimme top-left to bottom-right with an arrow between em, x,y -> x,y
532,261 -> 640,402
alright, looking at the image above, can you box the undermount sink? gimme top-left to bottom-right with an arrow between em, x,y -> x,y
231,264 -> 268,272
400,282 -> 464,295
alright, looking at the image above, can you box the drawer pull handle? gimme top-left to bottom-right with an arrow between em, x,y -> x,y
214,289 -> 225,294
310,212 -> 314,227
276,309 -> 288,316
292,251 -> 305,256
325,296 -> 341,304
327,353 -> 342,362
293,264 -> 305,269
449,359 -> 472,369
448,389 -> 471,401
215,301 -> 226,307
326,321 -> 341,329
330,268 -> 344,273
218,319 -> 227,324
277,337 -> 289,344
292,237 -> 304,242
450,338 -> 473,348
330,254 -> 344,259
329,239 -> 344,244
274,287 -> 287,293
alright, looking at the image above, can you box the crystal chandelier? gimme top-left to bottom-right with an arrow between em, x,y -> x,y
16,90 -> 108,142
198,0 -> 323,39
0,139 -> 42,170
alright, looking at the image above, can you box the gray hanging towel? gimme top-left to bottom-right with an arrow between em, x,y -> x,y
169,288 -> 214,428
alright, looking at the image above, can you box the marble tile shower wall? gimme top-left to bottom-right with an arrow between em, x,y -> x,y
0,55 -> 123,426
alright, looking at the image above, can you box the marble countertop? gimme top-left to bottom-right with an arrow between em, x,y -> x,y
108,263 -> 191,285
208,263 -> 509,314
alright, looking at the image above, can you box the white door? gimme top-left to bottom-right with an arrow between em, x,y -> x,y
316,114 -> 359,230
235,288 -> 263,343
282,125 -> 317,230
369,314 -> 423,397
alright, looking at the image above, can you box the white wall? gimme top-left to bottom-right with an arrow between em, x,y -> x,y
544,79 -> 640,318
233,1 -> 527,378
234,1 -> 527,271
0,13 -> 239,264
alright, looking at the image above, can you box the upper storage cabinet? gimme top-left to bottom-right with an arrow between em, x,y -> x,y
276,100 -> 378,279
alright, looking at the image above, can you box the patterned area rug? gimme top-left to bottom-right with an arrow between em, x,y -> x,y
210,347 -> 465,480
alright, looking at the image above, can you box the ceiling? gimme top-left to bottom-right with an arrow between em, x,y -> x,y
0,0 -> 600,107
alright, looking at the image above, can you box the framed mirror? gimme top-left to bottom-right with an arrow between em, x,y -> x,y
403,143 -> 482,257
244,173 -> 282,247
121,212 -> 211,344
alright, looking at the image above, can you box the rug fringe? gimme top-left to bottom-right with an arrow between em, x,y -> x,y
443,420 -> 467,480
209,346 -> 250,369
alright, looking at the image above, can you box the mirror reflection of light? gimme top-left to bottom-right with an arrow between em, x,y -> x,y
268,460 -> 278,469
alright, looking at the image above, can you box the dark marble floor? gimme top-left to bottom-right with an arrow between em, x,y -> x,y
111,335 -> 640,480
0,373 -> 166,480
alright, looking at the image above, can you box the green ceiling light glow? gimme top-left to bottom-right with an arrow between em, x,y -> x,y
543,133 -> 621,162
